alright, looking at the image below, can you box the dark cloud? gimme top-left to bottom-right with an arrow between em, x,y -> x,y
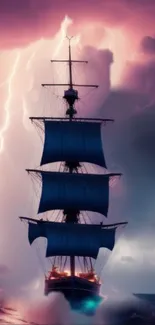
91,47 -> 155,292
120,105 -> 155,225
99,52 -> 155,228
0,264 -> 10,275
77,47 -> 113,116
97,297 -> 155,325
100,89 -> 148,120
121,256 -> 135,263
140,36 -> 155,55
100,88 -> 155,230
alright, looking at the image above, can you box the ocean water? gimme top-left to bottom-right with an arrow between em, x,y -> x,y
0,307 -> 29,324
0,294 -> 155,325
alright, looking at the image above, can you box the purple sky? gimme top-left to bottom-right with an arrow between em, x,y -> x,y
0,0 -> 155,308
0,0 -> 155,48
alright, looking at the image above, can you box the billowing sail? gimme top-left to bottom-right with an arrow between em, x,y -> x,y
28,220 -> 116,259
36,170 -> 111,216
41,120 -> 107,168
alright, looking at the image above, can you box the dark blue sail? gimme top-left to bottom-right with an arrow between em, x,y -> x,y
37,171 -> 110,217
28,221 -> 116,259
28,221 -> 45,244
41,120 -> 107,168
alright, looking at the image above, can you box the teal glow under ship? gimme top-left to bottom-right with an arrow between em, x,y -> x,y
20,37 -> 127,315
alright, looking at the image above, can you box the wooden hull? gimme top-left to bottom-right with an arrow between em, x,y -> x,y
45,276 -> 102,314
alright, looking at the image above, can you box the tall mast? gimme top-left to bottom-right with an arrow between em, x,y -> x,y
42,36 -> 98,276
67,36 -> 73,90
67,37 -> 79,275
42,36 -> 98,120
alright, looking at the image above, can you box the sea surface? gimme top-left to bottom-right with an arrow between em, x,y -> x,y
0,294 -> 155,325
0,306 -> 29,324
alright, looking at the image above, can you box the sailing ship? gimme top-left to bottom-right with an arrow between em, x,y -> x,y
20,37 -> 127,314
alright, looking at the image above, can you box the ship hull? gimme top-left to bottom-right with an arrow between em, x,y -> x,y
45,276 -> 102,315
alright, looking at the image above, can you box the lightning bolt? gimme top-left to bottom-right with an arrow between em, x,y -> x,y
26,50 -> 37,71
0,51 -> 20,152
0,81 -> 6,88
0,52 -> 16,89
53,16 -> 73,58
22,97 -> 29,131
0,16 -> 80,154
53,15 -> 80,59
22,15 -> 76,130
22,41 -> 43,130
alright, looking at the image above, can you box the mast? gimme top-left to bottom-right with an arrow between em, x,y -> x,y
42,36 -> 98,120
68,36 -> 73,90
43,36 -> 99,276
68,37 -> 78,276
